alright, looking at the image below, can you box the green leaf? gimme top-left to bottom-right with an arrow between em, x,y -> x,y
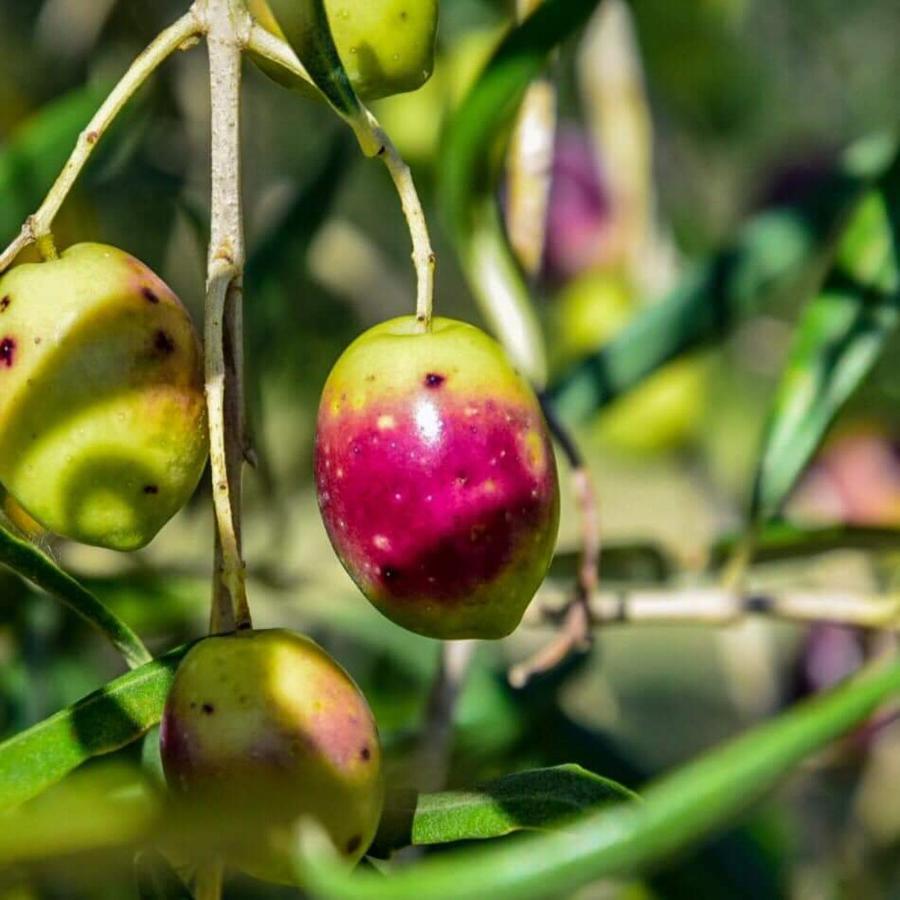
750,154 -> 900,521
267,0 -> 361,120
0,84 -> 108,242
0,645 -> 188,812
303,654 -> 900,899
412,765 -> 636,846
0,519 -> 151,669
548,135 -> 899,420
440,0 -> 601,385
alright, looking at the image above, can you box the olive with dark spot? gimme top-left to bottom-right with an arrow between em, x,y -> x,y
161,629 -> 384,885
0,243 -> 208,550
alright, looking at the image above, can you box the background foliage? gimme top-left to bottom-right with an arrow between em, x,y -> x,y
0,0 -> 899,897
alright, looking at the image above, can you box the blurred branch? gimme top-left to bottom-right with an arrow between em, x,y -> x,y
528,584 -> 900,630
0,9 -> 202,274
415,641 -> 476,793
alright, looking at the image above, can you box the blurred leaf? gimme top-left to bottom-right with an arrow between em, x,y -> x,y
304,654 -> 900,899
441,0 -> 603,384
711,521 -> 900,569
750,155 -> 900,521
0,83 -> 108,241
0,644 -> 189,812
548,135 -> 899,419
0,521 -> 151,670
0,765 -> 160,865
412,765 -> 636,849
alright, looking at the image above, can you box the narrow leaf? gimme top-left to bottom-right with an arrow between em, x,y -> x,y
304,654 -> 900,899
0,521 -> 151,669
440,0 -> 602,385
267,0 -> 361,119
548,136 -> 898,419
0,84 -> 108,242
751,157 -> 900,520
412,765 -> 636,846
0,645 -> 188,812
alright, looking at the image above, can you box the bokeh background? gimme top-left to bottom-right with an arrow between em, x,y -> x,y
1,0 -> 899,897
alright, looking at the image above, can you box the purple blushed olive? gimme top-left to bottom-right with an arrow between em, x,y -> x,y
0,243 -> 207,550
315,316 -> 560,640
160,629 -> 384,885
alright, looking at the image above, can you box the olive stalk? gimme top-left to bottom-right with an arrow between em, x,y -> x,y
0,9 -> 203,275
244,23 -> 436,330
202,0 -> 252,633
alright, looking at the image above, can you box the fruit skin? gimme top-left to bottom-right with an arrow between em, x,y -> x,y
160,629 -> 383,884
249,0 -> 438,102
315,316 -> 560,640
0,243 -> 207,550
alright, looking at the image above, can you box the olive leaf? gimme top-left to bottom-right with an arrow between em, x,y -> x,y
303,654 -> 900,899
266,0 -> 362,120
440,0 -> 603,385
0,84 -> 108,242
750,152 -> 900,521
375,765 -> 637,854
0,645 -> 188,812
548,136 -> 899,420
0,519 -> 151,669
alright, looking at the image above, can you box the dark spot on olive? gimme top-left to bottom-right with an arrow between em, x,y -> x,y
142,286 -> 160,304
0,337 -> 16,368
424,372 -> 445,388
381,566 -> 399,581
0,296 -> 10,312
143,484 -> 159,495
345,835 -> 362,855
202,703 -> 215,714
190,702 -> 197,709
33,337 -> 41,345
154,330 -> 176,354
365,373 -> 376,382
360,745 -> 371,761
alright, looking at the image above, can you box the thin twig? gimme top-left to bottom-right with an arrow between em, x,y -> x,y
244,25 -> 435,330
0,9 -> 202,275
416,641 -> 476,794
203,0 -> 251,633
511,396 -> 598,687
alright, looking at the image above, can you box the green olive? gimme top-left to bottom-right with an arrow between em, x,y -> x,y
248,0 -> 438,101
0,243 -> 207,550
161,629 -> 384,883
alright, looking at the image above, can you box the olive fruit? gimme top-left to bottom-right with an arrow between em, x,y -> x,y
315,316 -> 560,640
160,629 -> 383,884
0,243 -> 207,550
248,0 -> 438,101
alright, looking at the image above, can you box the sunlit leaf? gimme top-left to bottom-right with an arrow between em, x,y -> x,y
0,645 -> 188,812
750,156 -> 900,521
410,765 -> 636,848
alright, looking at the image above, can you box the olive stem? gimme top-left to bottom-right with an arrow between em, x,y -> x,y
0,9 -> 202,275
416,640 -> 476,793
244,25 -> 436,330
203,0 -> 252,634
